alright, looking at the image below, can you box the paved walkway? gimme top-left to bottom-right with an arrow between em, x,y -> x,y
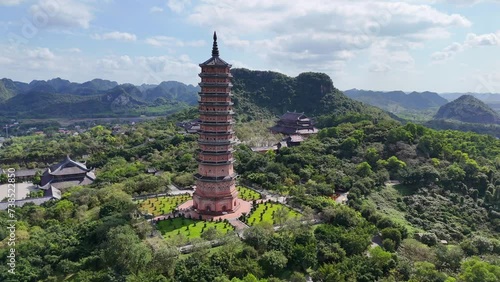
152,212 -> 175,221
228,218 -> 250,237
0,182 -> 37,200
168,184 -> 194,195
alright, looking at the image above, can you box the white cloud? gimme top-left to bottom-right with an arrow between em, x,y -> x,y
92,31 -> 137,42
27,47 -> 55,60
29,0 -> 93,29
465,32 -> 500,46
167,0 -> 190,13
150,6 -> 163,13
369,63 -> 391,73
0,0 -> 24,6
145,36 -> 204,47
188,1 -> 470,34
96,54 -> 199,85
368,40 -> 415,72
444,0 -> 500,5
97,55 -> 133,70
473,71 -> 500,93
431,42 -> 463,61
408,0 -> 500,5
1,46 -> 60,71
66,47 -> 81,53
0,43 -> 201,85
185,0 -> 471,75
432,30 -> 499,61
0,57 -> 14,64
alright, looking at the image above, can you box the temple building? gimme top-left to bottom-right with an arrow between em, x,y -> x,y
192,32 -> 240,215
39,155 -> 96,190
270,112 -> 318,136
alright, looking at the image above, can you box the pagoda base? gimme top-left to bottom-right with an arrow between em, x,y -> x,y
192,190 -> 240,215
178,198 -> 251,221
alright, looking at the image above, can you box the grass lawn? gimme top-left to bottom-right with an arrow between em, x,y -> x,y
368,184 -> 423,235
157,217 -> 235,239
136,194 -> 191,216
237,186 -> 262,201
246,202 -> 301,226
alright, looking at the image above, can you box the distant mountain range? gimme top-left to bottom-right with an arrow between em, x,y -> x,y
439,92 -> 500,102
344,89 -> 448,112
344,89 -> 500,117
4,72 -> 499,132
0,78 -> 199,118
0,70 -> 396,121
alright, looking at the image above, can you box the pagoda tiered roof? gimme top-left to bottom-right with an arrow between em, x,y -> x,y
199,32 -> 231,67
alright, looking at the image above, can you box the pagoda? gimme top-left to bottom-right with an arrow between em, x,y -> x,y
192,32 -> 240,215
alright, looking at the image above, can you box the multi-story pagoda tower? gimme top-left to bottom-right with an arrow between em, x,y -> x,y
193,32 -> 240,215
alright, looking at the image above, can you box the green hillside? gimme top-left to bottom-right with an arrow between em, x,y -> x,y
0,82 -> 194,119
231,68 -> 394,121
0,72 -> 395,121
434,95 -> 500,124
0,80 -> 15,102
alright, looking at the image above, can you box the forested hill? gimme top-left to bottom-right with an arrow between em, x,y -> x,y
434,95 -> 500,124
1,71 -> 395,121
231,68 -> 394,121
0,78 -> 199,119
344,89 -> 448,111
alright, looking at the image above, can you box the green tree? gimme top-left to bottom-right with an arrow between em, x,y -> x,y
201,227 -> 221,241
387,127 -> 413,144
289,272 -> 307,282
48,199 -> 75,221
32,171 -> 42,185
243,223 -> 274,253
409,262 -> 449,282
459,257 -> 500,282
369,247 -> 396,276
104,225 -> 152,275
386,156 -> 406,171
274,206 -> 290,226
435,244 -> 463,272
259,250 -> 288,275
365,147 -> 380,166
340,137 -> 359,156
0,173 -> 6,184
356,162 -> 373,177
381,228 -> 402,249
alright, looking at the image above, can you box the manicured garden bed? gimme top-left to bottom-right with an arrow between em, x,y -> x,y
243,202 -> 300,226
156,217 -> 235,239
237,186 -> 262,201
136,194 -> 191,216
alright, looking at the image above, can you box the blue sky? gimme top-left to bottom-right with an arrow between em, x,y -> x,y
0,0 -> 499,93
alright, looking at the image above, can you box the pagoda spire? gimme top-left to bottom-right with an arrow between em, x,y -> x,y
212,31 -> 219,57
